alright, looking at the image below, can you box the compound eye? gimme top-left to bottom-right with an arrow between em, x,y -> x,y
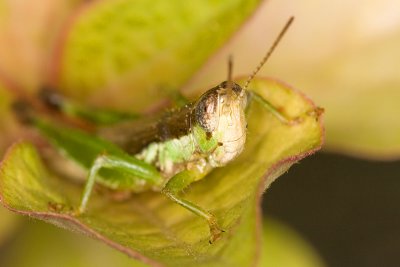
195,90 -> 219,132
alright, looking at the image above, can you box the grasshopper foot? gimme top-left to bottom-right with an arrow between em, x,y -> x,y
308,106 -> 325,119
71,206 -> 86,217
71,209 -> 81,217
208,218 -> 225,244
287,116 -> 303,126
288,106 -> 324,125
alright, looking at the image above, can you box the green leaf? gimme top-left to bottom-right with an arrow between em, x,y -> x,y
0,205 -> 20,247
0,78 -> 323,267
0,86 -> 21,244
260,218 -> 325,267
0,220 -> 149,267
58,0 -> 261,110
0,84 -> 22,154
0,218 -> 325,267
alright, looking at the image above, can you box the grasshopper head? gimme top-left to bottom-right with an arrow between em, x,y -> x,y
194,81 -> 248,165
192,17 -> 295,167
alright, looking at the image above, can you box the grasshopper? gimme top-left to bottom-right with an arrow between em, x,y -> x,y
13,17 -> 294,243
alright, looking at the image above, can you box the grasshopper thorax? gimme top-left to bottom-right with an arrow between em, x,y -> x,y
193,81 -> 248,166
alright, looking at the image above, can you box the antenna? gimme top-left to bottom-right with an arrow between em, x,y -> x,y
226,54 -> 234,91
243,16 -> 294,90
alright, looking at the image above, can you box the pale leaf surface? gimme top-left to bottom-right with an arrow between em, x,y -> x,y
0,78 -> 323,267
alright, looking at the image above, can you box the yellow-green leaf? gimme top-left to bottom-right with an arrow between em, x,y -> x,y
0,218 -> 325,267
0,220 -> 148,267
58,0 -> 261,110
260,218 -> 325,267
0,205 -> 19,246
0,84 -> 22,154
0,78 -> 323,267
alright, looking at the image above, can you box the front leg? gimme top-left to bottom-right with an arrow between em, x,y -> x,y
248,91 -> 291,124
248,91 -> 309,125
161,169 -> 223,243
